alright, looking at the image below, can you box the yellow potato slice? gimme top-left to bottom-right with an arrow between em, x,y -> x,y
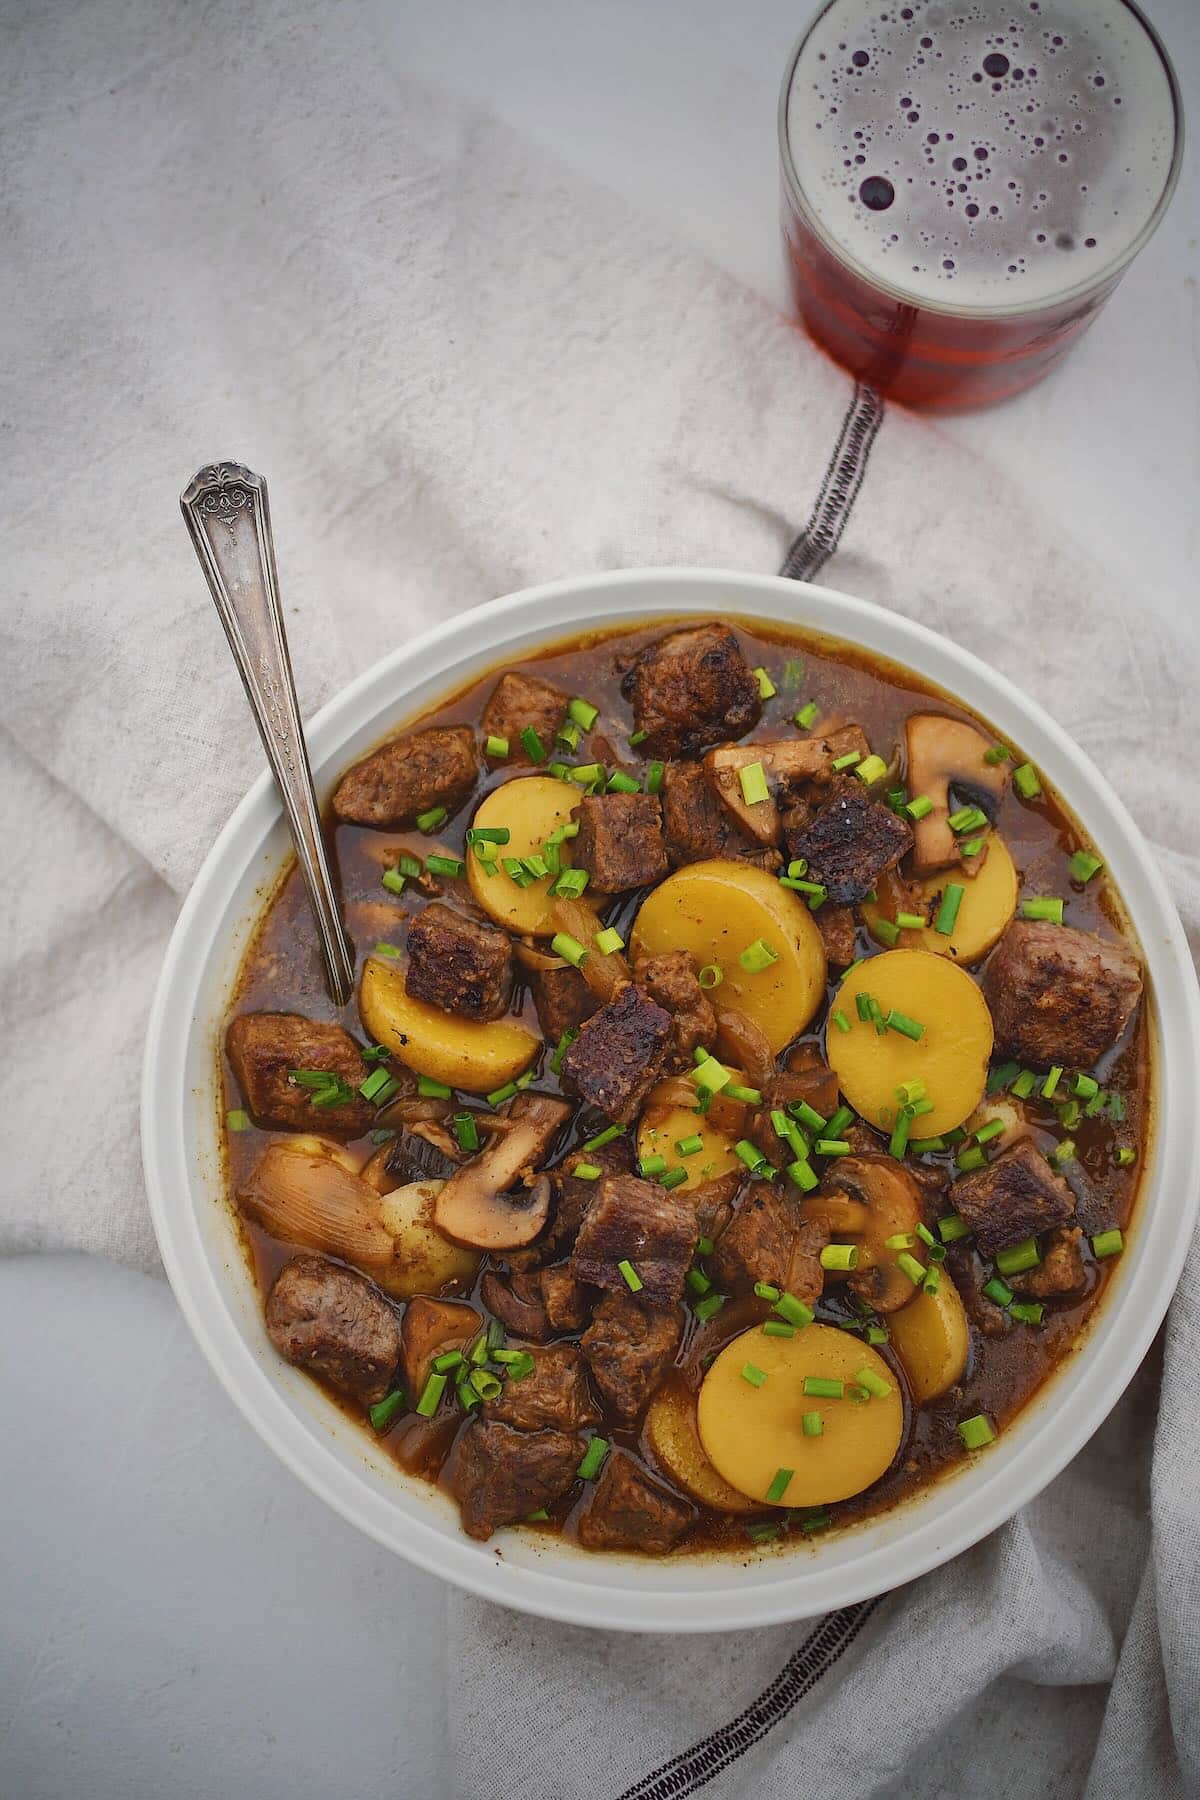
697,1323 -> 904,1507
377,1179 -> 481,1299
644,1377 -> 757,1513
466,776 -> 582,937
826,950 -> 993,1137
359,956 -> 539,1095
888,1272 -> 970,1404
630,860 -> 826,1052
637,1089 -> 740,1193
862,835 -> 1019,965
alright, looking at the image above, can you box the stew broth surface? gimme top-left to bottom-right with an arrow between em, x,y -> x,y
222,618 -> 1150,1555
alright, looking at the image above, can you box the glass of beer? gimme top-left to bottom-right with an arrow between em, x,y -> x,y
779,0 -> 1183,410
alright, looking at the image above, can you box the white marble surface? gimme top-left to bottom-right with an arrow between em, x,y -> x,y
4,3 -> 1197,1796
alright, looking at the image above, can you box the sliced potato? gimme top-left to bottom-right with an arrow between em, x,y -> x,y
359,956 -> 538,1095
826,950 -> 993,1136
862,835 -> 1018,965
466,776 -> 582,937
377,1179 -> 481,1298
630,859 -> 826,1052
697,1323 -> 904,1507
644,1376 -> 756,1513
888,1272 -> 970,1404
637,1087 -> 740,1193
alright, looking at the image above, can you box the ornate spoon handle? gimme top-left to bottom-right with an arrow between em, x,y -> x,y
180,462 -> 356,1007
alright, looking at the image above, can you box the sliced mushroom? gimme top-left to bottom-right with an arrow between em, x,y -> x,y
399,1296 -> 482,1399
714,1009 -> 775,1093
240,1138 -> 395,1271
552,896 -> 631,1003
904,715 -> 1010,876
703,745 -> 780,845
434,1094 -> 570,1249
802,1154 -> 924,1313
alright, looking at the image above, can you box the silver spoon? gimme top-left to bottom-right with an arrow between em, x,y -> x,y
180,462 -> 356,1007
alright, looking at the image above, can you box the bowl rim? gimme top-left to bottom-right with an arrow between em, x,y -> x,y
142,565 -> 1200,1633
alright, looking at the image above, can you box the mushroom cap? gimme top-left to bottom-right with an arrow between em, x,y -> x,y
434,1095 -> 569,1250
803,1154 -> 925,1313
904,714 -> 1010,876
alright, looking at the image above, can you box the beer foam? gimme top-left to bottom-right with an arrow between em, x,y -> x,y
785,0 -> 1177,308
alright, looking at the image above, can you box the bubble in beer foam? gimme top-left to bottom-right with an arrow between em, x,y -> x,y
786,0 -> 1176,307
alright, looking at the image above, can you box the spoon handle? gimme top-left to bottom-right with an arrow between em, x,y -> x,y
180,462 -> 356,1007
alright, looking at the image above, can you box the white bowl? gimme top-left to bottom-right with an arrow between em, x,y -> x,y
142,568 -> 1200,1633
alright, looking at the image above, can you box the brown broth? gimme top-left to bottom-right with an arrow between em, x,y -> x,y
221,618 -> 1151,1556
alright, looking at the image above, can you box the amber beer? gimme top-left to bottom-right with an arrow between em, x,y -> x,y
780,0 -> 1182,409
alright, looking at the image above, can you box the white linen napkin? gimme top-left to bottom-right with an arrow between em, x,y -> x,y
4,0 -> 1198,1793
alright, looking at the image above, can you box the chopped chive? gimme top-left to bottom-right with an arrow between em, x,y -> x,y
638,1154 -> 667,1177
359,1066 -> 396,1102
381,867 -> 407,896
607,770 -> 641,795
1108,1093 -> 1127,1122
1093,1229 -> 1124,1259
762,1320 -> 797,1338
617,1258 -> 644,1293
674,1134 -> 704,1157
831,751 -> 861,771
415,805 -> 448,834
1069,850 -> 1104,884
803,1377 -> 844,1400
987,1060 -> 1021,1095
697,963 -> 723,991
872,917 -> 901,948
485,1080 -> 519,1107
686,1268 -> 712,1297
905,794 -> 934,820
747,1522 -> 782,1544
889,1109 -> 912,1161
910,1135 -> 946,1154
895,911 -> 926,931
519,725 -> 547,763
1050,1138 -> 1077,1167
896,1078 -> 927,1107
996,1237 -> 1040,1275
1010,1301 -> 1045,1325
738,760 -> 770,807
567,696 -> 599,732
1021,895 -> 1064,924
456,1381 -> 481,1412
795,701 -> 820,729
738,939 -> 780,979
645,761 -> 664,794
1013,762 -> 1042,800
693,1056 -> 733,1095
754,1281 -> 782,1303
550,931 -> 588,968
820,1243 -> 858,1271
568,762 -> 604,788
984,744 -> 1011,765
593,926 -> 625,956
549,868 -> 590,900
753,666 -> 778,701
1042,1065 -> 1064,1099
815,1138 -> 851,1158
226,1108 -> 251,1132
782,658 -> 805,689
958,1414 -> 996,1450
549,1027 -> 579,1075
396,853 -> 422,878
693,1293 -> 726,1323
789,1100 -> 828,1134
886,1008 -> 925,1042
576,1437 -> 609,1480
426,853 -> 465,878
696,1236 -> 714,1258
741,1362 -> 768,1388
855,992 -> 873,1023
956,1144 -> 987,1172
660,1166 -> 689,1190
628,728 -> 648,747
855,753 -> 889,786
1069,1072 -> 1100,1100
571,1162 -> 603,1181
959,837 -> 986,858
724,1083 -> 763,1109
934,883 -> 965,935
372,941 -> 402,959
734,1139 -> 769,1174
938,1213 -> 970,1244
1010,1069 -> 1038,1099
786,1159 -> 819,1192
415,1372 -> 447,1417
982,1276 -> 1014,1306
556,719 -> 581,753
974,1119 -> 1006,1146
1115,1146 -> 1137,1168
451,1111 -> 481,1154
765,1468 -> 794,1503
369,1390 -> 407,1431
831,1009 -> 851,1034
432,1349 -> 465,1374
773,1292 -> 814,1329
485,734 -> 510,758
417,1075 -> 453,1099
896,1252 -> 927,1286
1059,1102 -> 1082,1133
830,1108 -> 857,1141
855,1366 -> 891,1399
581,1124 -> 625,1154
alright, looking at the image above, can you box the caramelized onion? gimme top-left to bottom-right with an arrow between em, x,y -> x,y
714,1010 -> 774,1092
241,1139 -> 394,1269
552,896 -> 630,1003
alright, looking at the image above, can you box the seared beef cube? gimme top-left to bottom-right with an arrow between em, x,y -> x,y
574,792 -> 669,893
527,958 -> 597,1044
951,1140 -> 1075,1256
406,903 -> 514,1022
480,1269 -> 554,1342
708,1184 -> 828,1306
487,1345 -> 599,1433
577,1449 -> 695,1553
634,951 -> 716,1069
332,725 -> 477,828
226,1012 -> 374,1133
982,921 -> 1143,1069
481,671 -> 567,763
540,1265 -> 592,1331
561,985 -> 672,1123
508,1137 -> 634,1271
571,1176 -> 699,1304
623,625 -> 761,759
661,761 -> 754,864
783,779 -> 912,905
816,903 -> 857,968
450,1420 -> 583,1540
581,1291 -> 681,1421
1010,1226 -> 1087,1298
265,1256 -> 400,1405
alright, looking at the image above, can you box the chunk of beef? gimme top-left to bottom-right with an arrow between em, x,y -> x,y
332,725 -> 477,828
708,1184 -> 828,1306
580,1291 -> 682,1421
571,1176 -> 699,1304
982,921 -> 1143,1069
560,985 -> 672,1123
405,902 -> 514,1022
526,958 -> 597,1044
481,671 -> 567,762
480,1269 -> 555,1342
226,1012 -> 374,1133
486,1344 -> 599,1433
508,1136 -> 634,1271
265,1255 -> 400,1405
1010,1226 -> 1087,1298
449,1420 -> 583,1540
951,1140 -> 1076,1256
573,791 -> 669,893
623,624 -> 761,759
577,1449 -> 695,1553
816,903 -> 857,967
540,1265 -> 593,1331
783,779 -> 913,905
634,951 -> 716,1070
661,760 -> 755,864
